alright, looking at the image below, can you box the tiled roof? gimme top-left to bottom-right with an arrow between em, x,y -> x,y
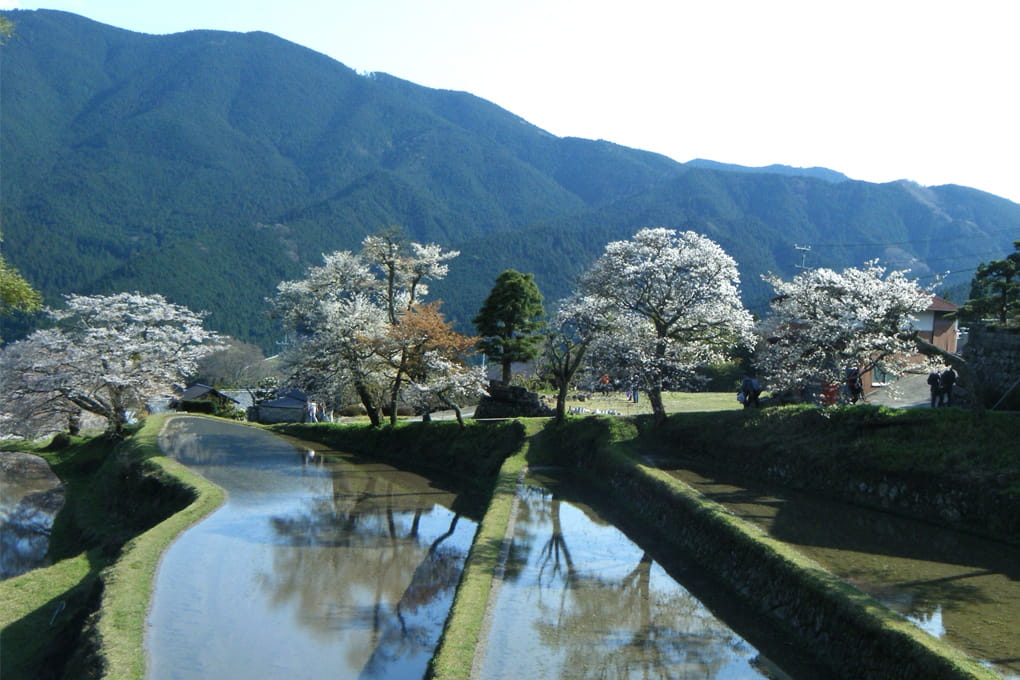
927,295 -> 959,312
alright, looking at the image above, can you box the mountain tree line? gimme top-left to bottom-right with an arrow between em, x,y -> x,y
7,225 -> 1018,440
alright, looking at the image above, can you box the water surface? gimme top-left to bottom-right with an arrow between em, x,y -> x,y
666,464 -> 1020,679
147,417 -> 476,680
0,451 -> 64,580
476,472 -> 804,679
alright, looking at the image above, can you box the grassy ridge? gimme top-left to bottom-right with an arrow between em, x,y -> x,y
95,418 -> 226,680
646,404 -> 1020,496
268,418 -> 527,486
425,421 -> 540,680
0,416 -> 225,680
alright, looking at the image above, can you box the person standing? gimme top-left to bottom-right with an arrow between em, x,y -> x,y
927,370 -> 942,408
846,366 -> 864,403
940,366 -> 957,406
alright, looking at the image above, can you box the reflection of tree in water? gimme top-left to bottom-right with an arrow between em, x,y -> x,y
264,462 -> 469,678
523,489 -> 759,679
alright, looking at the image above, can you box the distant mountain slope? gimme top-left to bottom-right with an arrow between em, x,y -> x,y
685,158 -> 851,184
2,10 -> 1018,348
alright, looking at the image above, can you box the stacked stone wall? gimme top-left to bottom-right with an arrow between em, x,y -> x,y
575,443 -> 999,680
964,324 -> 1020,409
675,446 -> 1020,543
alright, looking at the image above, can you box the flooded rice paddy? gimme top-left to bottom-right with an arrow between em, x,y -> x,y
147,419 -> 823,679
147,417 -> 477,680
665,463 -> 1020,679
474,471 -> 811,679
0,451 -> 64,581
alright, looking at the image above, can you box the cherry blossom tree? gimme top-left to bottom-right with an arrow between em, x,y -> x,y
1,293 -> 223,438
579,228 -> 754,423
543,294 -> 617,421
756,261 -> 934,399
271,234 -> 461,426
403,352 -> 488,428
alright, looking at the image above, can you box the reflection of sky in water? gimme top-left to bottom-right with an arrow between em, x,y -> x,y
907,606 -> 946,638
0,453 -> 64,580
479,483 -> 779,680
146,417 -> 475,680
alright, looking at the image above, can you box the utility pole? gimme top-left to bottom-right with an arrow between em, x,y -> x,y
794,244 -> 812,269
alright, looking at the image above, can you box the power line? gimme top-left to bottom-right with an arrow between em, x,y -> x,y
805,226 -> 1018,250
916,267 -> 978,281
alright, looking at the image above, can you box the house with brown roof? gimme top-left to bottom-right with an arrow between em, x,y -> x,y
863,295 -> 960,393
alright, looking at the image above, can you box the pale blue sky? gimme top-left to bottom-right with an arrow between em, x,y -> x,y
4,1 -> 1018,203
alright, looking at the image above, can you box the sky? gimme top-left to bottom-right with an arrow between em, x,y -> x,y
4,1 -> 1019,204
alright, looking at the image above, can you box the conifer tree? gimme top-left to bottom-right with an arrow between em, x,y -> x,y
474,270 -> 546,386
962,240 -> 1020,324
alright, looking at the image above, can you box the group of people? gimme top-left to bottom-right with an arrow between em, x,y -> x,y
739,375 -> 762,408
927,366 -> 958,407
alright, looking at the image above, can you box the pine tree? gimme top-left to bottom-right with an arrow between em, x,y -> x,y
963,240 -> 1020,324
474,270 -> 546,386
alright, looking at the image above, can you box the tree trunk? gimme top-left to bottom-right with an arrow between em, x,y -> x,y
648,386 -> 667,424
106,409 -> 128,439
555,382 -> 569,422
501,358 -> 512,386
355,380 -> 381,427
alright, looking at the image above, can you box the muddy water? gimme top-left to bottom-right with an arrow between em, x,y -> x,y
0,451 -> 65,581
475,471 -> 820,680
146,417 -> 477,680
665,464 -> 1020,679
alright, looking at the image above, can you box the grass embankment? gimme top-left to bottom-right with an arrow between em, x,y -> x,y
4,401 -> 1014,679
536,414 -> 1003,680
650,403 -> 1020,482
428,407 -> 1014,680
0,416 -> 225,680
646,403 -> 1020,537
268,418 -> 526,486
266,417 -> 539,680
426,421 -> 541,680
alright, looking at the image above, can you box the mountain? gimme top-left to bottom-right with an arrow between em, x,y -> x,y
685,159 -> 851,184
3,10 -> 1018,349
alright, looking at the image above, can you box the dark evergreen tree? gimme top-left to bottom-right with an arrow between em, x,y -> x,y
962,240 -> 1020,324
473,270 -> 546,385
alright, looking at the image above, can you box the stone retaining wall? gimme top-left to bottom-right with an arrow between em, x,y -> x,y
965,324 -> 1020,409
688,447 -> 1020,543
575,433 -> 999,680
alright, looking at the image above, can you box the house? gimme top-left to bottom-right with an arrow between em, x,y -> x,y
863,295 -> 960,392
912,294 -> 960,353
171,384 -> 240,414
251,389 -> 311,424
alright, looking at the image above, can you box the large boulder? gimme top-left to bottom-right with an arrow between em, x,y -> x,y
473,382 -> 554,419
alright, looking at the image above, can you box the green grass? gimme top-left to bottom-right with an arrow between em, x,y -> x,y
649,403 -> 1020,488
97,420 -> 225,680
5,405 -> 1015,678
0,416 -> 225,680
557,390 -> 743,417
426,436 -> 532,680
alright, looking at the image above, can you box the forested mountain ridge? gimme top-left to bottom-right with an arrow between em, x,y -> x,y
3,9 -> 1018,348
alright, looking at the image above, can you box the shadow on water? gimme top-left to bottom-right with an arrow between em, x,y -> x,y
147,417 -> 477,680
476,470 -> 830,680
659,460 -> 1020,679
